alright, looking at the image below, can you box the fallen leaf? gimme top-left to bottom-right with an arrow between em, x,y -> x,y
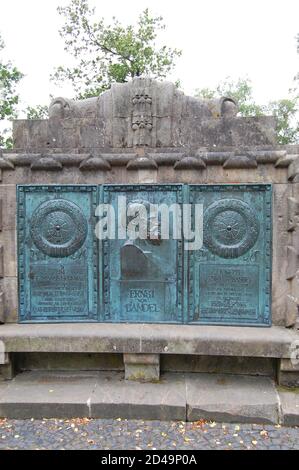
192,419 -> 207,429
184,437 -> 194,442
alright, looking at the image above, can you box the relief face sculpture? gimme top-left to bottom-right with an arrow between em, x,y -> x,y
103,185 -> 184,324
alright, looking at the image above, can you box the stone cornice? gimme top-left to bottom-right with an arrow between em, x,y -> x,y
1,148 -> 299,177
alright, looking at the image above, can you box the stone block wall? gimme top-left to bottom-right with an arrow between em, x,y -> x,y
0,78 -> 298,328
0,149 -> 298,326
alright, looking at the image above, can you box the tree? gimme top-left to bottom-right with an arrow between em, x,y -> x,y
195,77 -> 299,144
195,77 -> 264,117
52,0 -> 182,99
0,35 -> 23,148
25,104 -> 49,119
266,94 -> 299,145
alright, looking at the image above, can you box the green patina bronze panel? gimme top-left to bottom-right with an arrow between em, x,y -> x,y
188,184 -> 272,326
100,184 -> 183,323
18,185 -> 98,322
17,183 -> 272,326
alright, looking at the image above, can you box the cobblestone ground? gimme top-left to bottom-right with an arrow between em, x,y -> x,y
0,418 -> 298,450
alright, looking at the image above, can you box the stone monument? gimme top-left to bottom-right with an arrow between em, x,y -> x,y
0,78 -> 298,391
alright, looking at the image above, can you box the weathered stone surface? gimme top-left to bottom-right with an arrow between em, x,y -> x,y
0,353 -> 15,380
124,353 -> 160,382
186,373 -> 279,423
1,77 -> 298,337
17,352 -> 124,372
0,371 -> 186,420
0,153 -> 292,186
126,156 -> 158,170
0,323 -> 298,358
79,156 -> 111,170
223,154 -> 257,169
2,277 -> 18,323
0,230 -> 17,277
272,184 -> 294,326
30,156 -> 63,171
279,390 -> 299,426
0,185 -> 16,230
287,183 -> 299,326
174,156 -> 206,170
0,370 -> 95,418
13,79 -> 276,150
0,292 -> 4,324
91,372 -> 186,420
0,370 -> 286,422
161,355 -> 276,377
278,358 -> 299,387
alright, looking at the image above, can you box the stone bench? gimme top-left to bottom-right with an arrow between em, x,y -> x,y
1,323 -> 298,384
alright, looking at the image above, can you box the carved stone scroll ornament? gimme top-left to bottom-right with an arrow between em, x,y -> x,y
131,91 -> 153,147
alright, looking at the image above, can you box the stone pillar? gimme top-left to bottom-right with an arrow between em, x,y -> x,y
278,358 -> 299,387
123,354 -> 160,382
0,352 -> 15,380
0,291 -> 4,324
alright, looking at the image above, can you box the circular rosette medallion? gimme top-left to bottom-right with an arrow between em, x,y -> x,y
203,198 -> 259,258
30,199 -> 88,257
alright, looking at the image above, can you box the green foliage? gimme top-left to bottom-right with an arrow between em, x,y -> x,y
52,0 -> 182,99
195,77 -> 264,117
25,104 -> 49,119
265,96 -> 299,145
195,77 -> 299,144
0,35 -> 23,148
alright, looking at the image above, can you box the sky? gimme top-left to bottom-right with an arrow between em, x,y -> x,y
0,0 -> 299,113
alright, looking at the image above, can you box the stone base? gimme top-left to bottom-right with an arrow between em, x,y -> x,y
0,324 -> 298,386
0,353 -> 15,381
0,371 -> 186,420
186,373 -> 279,424
0,324 -> 298,357
124,354 -> 160,382
0,370 -> 294,424
279,390 -> 299,426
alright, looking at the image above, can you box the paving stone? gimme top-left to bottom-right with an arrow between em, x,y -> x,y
186,373 -> 279,424
0,417 -> 282,450
279,390 -> 299,426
